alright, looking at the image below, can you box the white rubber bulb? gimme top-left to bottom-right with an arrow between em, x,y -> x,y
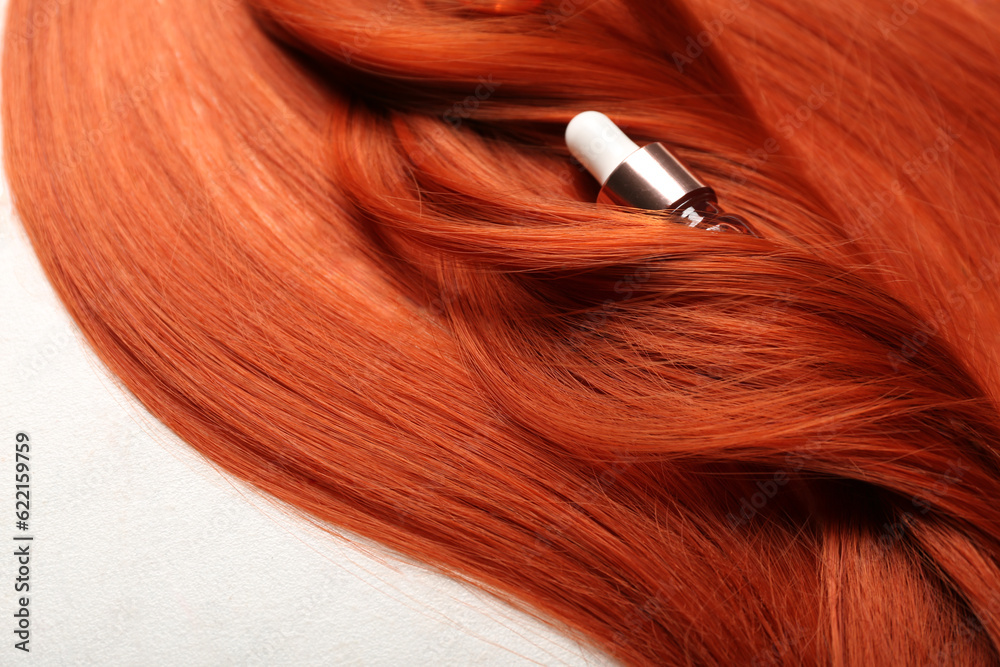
564,111 -> 641,185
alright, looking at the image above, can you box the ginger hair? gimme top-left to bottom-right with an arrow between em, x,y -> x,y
6,0 -> 1000,663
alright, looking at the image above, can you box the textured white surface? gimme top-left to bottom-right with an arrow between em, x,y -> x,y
0,6 -> 612,664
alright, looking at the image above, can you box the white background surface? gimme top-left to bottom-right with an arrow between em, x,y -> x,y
0,2 -> 611,663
